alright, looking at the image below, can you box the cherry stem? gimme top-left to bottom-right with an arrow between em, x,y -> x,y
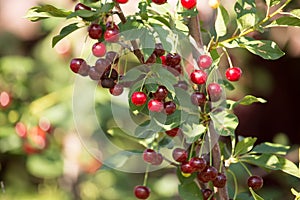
222,47 -> 233,68
240,161 -> 252,176
228,169 -> 238,200
143,164 -> 150,186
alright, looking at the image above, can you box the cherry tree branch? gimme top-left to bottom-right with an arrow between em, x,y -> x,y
114,2 -> 145,63
188,15 -> 229,200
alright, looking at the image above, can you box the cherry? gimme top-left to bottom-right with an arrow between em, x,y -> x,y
143,149 -> 163,165
88,24 -> 103,39
181,0 -> 197,9
106,51 -> 119,64
74,3 -> 91,11
70,58 -> 87,74
104,28 -> 119,43
109,84 -> 124,96
152,0 -> 167,5
197,166 -> 218,182
212,172 -> 227,188
202,189 -> 214,200
148,99 -> 164,112
92,42 -> 106,57
173,64 -> 182,75
103,69 -> 118,80
225,67 -> 242,81
88,67 -> 101,80
172,148 -> 188,163
165,127 -> 182,137
191,92 -> 206,106
153,85 -> 168,101
247,175 -> 263,190
131,92 -> 147,106
160,55 -> 166,65
95,58 -> 111,75
197,54 -> 213,69
106,21 -> 119,30
207,83 -> 222,102
154,43 -> 165,57
145,53 -> 157,64
174,81 -> 188,90
134,185 -> 151,199
181,162 -> 194,173
190,70 -> 207,85
101,78 -> 115,89
143,149 -> 157,163
164,101 -> 176,115
116,0 -> 128,3
166,53 -> 181,67
189,157 -> 207,172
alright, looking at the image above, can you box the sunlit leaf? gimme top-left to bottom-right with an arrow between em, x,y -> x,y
215,6 -> 229,37
234,137 -> 257,156
251,142 -> 290,155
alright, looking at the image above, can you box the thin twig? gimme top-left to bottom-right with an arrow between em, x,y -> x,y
114,1 -> 145,63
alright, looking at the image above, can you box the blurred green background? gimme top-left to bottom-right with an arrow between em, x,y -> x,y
0,0 -> 299,199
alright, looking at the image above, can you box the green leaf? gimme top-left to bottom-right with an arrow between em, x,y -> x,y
210,112 -> 239,136
52,23 -> 84,47
152,25 -> 173,52
182,123 -> 206,143
67,9 -> 99,20
251,142 -> 290,155
141,31 -> 156,61
268,16 -> 300,27
234,137 -> 257,156
236,37 -> 285,60
178,182 -> 203,200
25,4 -> 71,21
240,154 -> 300,178
98,2 -> 115,13
265,0 -> 281,7
215,6 -> 230,37
234,0 -> 257,30
222,79 -> 235,91
228,95 -> 267,109
249,187 -> 264,200
290,9 -> 300,19
103,151 -> 139,169
178,8 -> 199,17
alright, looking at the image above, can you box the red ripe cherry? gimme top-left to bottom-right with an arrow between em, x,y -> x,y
207,83 -> 222,102
154,43 -> 165,56
181,162 -> 194,173
174,81 -> 188,90
197,166 -> 218,182
70,58 -> 86,73
166,53 -> 181,67
247,175 -> 263,190
181,0 -> 197,9
225,67 -> 242,81
189,157 -> 207,172
153,85 -> 168,101
202,189 -> 214,200
198,54 -> 213,69
74,3 -> 91,11
109,84 -> 124,96
148,99 -> 164,112
100,78 -> 115,89
88,24 -> 103,39
134,185 -> 151,199
191,92 -> 206,106
190,70 -> 207,85
145,54 -> 157,64
213,172 -> 227,188
116,0 -> 128,3
160,56 -> 166,65
164,101 -> 176,115
172,148 -> 188,163
143,149 -> 157,163
104,28 -> 119,43
152,0 -> 167,5
165,127 -> 182,137
92,42 -> 106,57
152,152 -> 163,165
131,92 -> 147,106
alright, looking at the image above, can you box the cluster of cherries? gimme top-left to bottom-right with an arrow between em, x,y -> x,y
15,119 -> 52,154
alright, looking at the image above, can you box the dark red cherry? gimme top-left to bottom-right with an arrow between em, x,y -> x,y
109,84 -> 124,96
164,101 -> 176,115
212,172 -> 227,188
152,0 -> 167,5
189,157 -> 207,172
181,162 -> 194,173
154,43 -> 165,57
207,83 -> 222,102
153,86 -> 168,101
166,53 -> 181,67
172,148 -> 188,163
134,185 -> 151,199
88,24 -> 102,39
191,92 -> 206,106
247,175 -> 263,190
165,127 -> 182,137
74,3 -> 91,11
104,28 -> 119,43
